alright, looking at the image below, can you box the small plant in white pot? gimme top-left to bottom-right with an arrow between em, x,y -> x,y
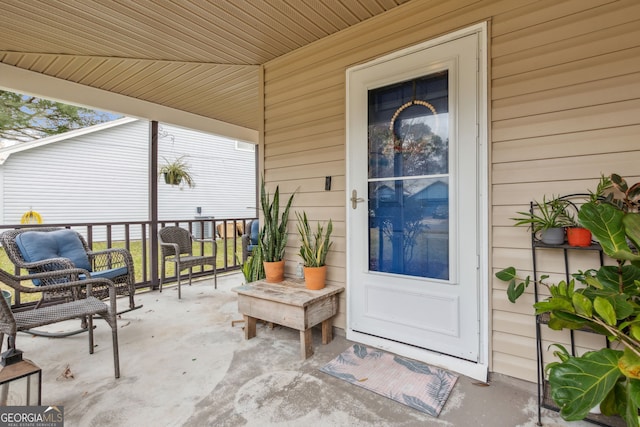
296,211 -> 333,290
511,195 -> 573,244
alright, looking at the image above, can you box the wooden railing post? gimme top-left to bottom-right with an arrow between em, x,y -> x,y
149,121 -> 159,289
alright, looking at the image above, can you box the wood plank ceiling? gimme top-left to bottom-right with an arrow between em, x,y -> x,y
0,0 -> 410,131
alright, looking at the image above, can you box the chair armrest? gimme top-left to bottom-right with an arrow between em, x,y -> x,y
87,247 -> 133,262
192,238 -> 218,256
4,268 -> 117,308
19,257 -> 76,272
159,242 -> 180,254
1,268 -> 93,294
87,248 -> 135,275
192,237 -> 216,244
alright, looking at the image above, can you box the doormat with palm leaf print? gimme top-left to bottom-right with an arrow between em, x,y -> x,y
319,344 -> 458,417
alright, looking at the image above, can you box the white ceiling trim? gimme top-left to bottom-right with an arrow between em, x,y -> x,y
0,117 -> 140,164
0,63 -> 258,143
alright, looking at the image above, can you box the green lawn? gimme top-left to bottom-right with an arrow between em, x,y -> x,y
0,238 -> 243,305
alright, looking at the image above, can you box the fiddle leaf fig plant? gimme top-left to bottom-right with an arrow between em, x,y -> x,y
496,174 -> 640,425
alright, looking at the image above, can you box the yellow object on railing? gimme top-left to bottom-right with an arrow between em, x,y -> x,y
20,209 -> 43,224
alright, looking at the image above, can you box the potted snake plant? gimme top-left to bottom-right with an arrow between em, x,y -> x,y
296,211 -> 333,290
258,179 -> 294,283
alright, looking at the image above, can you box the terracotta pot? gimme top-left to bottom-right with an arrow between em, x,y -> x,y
304,266 -> 327,290
567,227 -> 592,247
263,260 -> 285,283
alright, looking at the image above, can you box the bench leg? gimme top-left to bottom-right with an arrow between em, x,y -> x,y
244,315 -> 256,339
321,319 -> 333,344
300,329 -> 313,359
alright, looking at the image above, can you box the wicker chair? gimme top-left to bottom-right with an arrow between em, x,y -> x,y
0,228 -> 139,314
158,226 -> 217,299
0,267 -> 120,378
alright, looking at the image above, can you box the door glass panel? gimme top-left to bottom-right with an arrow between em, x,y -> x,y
368,71 -> 448,179
367,72 -> 449,280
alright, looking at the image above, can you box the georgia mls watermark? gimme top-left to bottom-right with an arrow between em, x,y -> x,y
0,406 -> 63,427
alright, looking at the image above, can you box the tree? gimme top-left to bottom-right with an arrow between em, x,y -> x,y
0,90 -> 118,143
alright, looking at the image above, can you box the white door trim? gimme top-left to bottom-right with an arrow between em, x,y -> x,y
345,22 -> 489,382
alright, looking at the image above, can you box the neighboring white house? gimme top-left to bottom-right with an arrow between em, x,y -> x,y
0,117 -> 256,239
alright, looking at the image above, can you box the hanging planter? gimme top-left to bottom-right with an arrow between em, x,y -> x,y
159,156 -> 195,188
163,173 -> 181,185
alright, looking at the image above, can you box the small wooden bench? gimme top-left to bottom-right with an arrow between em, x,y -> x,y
232,278 -> 344,359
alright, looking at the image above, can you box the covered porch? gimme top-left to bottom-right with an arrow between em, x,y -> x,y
1,0 -> 638,424
18,272 -> 583,427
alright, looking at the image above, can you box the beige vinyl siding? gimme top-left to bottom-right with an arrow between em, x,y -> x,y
492,0 -> 640,383
262,0 -> 640,382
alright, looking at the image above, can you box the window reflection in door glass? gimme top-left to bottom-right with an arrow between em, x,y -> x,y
368,178 -> 449,280
368,72 -> 448,180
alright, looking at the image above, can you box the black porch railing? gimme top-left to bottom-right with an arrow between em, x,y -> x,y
0,217 -> 256,307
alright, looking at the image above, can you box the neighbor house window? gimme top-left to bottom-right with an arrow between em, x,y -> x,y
235,141 -> 255,152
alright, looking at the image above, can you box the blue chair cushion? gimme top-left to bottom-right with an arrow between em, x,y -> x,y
16,230 -> 91,271
80,266 -> 128,281
250,220 -> 260,245
16,230 -> 92,285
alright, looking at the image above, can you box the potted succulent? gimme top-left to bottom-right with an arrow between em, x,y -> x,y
496,174 -> 640,425
159,155 -> 195,188
295,211 -> 333,290
259,178 -> 294,283
511,195 -> 573,244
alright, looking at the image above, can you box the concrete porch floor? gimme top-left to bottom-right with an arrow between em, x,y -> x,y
13,272 -> 592,427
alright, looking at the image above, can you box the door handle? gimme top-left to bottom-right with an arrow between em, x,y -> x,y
351,189 -> 365,209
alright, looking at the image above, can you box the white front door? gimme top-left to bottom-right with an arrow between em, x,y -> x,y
347,31 -> 483,364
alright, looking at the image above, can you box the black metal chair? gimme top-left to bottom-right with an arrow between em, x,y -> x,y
158,226 -> 218,299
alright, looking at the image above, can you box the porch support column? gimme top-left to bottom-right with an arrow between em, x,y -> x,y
149,121 -> 159,289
